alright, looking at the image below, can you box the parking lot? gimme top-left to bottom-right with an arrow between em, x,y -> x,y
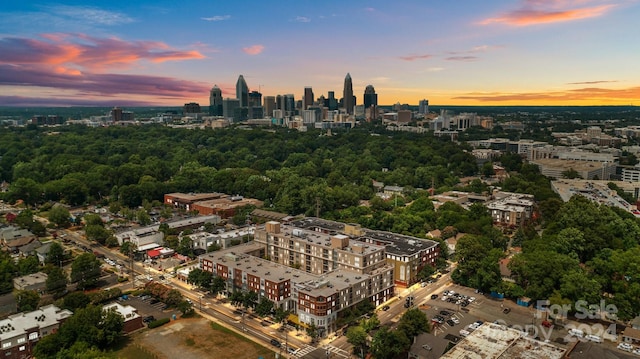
420,283 -> 633,354
123,295 -> 179,324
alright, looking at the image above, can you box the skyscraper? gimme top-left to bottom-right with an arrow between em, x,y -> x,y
303,87 -> 314,110
363,85 -> 378,109
327,91 -> 338,111
248,91 -> 263,119
263,96 -> 276,118
236,75 -> 249,107
419,99 -> 429,115
343,73 -> 355,115
209,85 -> 223,116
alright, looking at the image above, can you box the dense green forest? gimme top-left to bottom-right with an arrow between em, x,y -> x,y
4,123 -> 640,322
0,124 -> 477,215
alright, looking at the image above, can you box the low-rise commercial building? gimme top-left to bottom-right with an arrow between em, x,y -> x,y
164,192 -> 262,218
13,273 -> 47,292
440,324 -> 566,359
103,303 -> 143,333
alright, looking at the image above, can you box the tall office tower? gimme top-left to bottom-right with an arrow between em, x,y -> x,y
363,85 -> 378,108
263,96 -> 276,118
419,99 -> 429,115
275,95 -> 283,110
236,75 -> 249,107
343,73 -> 355,114
327,91 -> 338,110
209,85 -> 223,116
284,94 -> 295,115
248,91 -> 263,119
303,87 -> 314,109
222,98 -> 240,120
248,91 -> 262,108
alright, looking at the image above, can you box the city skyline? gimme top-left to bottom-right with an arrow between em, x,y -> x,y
1,1 -> 639,107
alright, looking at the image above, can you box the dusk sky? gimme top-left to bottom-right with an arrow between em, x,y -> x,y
1,0 -> 639,107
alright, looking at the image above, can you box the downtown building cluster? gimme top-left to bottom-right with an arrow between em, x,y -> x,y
198,217 -> 439,335
207,74 -> 429,125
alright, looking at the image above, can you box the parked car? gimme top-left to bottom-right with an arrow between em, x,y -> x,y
431,294 -> 438,300
382,305 -> 390,311
618,342 -> 633,352
541,320 -> 553,328
270,339 -> 282,348
440,310 -> 451,317
503,308 -> 511,314
143,315 -> 155,323
446,319 -> 456,326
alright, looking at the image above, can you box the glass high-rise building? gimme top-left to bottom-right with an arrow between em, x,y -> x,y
363,85 -> 377,109
236,75 -> 249,107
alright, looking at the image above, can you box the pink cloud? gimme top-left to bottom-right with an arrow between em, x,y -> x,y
0,33 -> 205,71
398,54 -> 432,61
480,1 -> 616,26
242,45 -> 265,55
446,56 -> 478,62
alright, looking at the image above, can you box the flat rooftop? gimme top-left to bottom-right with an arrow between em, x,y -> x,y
288,217 -> 439,256
165,192 -> 224,202
440,324 -> 565,359
552,179 -> 634,211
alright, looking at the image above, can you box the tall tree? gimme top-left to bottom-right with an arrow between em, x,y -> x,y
48,206 -> 71,228
45,266 -> 68,297
70,253 -> 102,290
15,290 -> 40,312
45,241 -> 66,266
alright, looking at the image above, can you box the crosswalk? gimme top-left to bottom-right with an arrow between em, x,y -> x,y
291,344 -> 350,359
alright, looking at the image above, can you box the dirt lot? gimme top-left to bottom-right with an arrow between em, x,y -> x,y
127,317 -> 276,359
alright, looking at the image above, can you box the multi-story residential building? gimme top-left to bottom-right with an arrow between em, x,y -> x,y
258,218 -> 440,287
0,305 -> 73,359
199,242 -> 393,336
486,192 -> 535,227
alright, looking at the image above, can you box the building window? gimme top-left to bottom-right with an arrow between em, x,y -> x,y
16,338 -> 25,344
28,333 -> 38,340
2,342 -> 10,349
19,346 -> 25,351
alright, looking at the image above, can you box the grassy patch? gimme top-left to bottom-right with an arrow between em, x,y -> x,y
185,337 -> 195,346
115,345 -> 159,359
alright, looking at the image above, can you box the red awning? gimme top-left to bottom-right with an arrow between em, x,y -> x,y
147,249 -> 161,258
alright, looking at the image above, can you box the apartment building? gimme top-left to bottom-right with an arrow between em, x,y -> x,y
256,218 -> 440,287
485,192 -> 535,227
0,305 -> 73,359
199,243 -> 393,336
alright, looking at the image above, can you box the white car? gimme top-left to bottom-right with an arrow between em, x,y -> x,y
459,330 -> 470,337
468,297 -> 476,302
451,317 -> 460,324
618,342 -> 633,352
632,347 -> 640,355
